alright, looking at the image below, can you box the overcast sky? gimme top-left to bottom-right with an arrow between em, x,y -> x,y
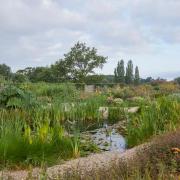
0,0 -> 180,79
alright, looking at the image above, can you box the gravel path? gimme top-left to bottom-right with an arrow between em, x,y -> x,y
0,143 -> 148,180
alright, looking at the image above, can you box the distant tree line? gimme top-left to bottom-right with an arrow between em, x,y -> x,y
114,60 -> 140,85
0,42 -> 179,85
0,42 -> 107,84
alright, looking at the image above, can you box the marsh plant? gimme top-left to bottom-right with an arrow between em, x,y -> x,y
0,109 -> 78,169
127,97 -> 180,147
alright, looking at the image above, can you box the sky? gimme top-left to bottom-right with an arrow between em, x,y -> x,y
0,0 -> 180,79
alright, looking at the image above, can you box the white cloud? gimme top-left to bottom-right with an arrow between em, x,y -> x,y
0,0 -> 180,78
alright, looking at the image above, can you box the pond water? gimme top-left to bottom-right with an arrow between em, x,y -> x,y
90,123 -> 126,152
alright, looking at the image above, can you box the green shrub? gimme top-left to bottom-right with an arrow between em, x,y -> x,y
0,85 -> 38,109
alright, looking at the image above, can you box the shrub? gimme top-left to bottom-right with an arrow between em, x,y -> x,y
112,86 -> 134,99
0,85 -> 38,109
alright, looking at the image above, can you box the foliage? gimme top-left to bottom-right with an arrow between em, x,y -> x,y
51,60 -> 69,82
20,83 -> 80,102
114,60 -> 140,85
62,42 -> 107,82
27,67 -> 54,83
0,93 -> 107,168
0,82 -> 179,170
125,60 -> 134,84
174,77 -> 180,84
169,93 -> 180,102
111,86 -> 134,99
114,60 -> 125,84
0,75 -> 7,84
0,85 -> 37,109
0,114 -> 74,168
12,73 -> 28,83
15,42 -> 107,83
0,64 -> 12,80
85,74 -> 105,84
134,66 -> 140,85
127,97 -> 180,147
108,107 -> 126,124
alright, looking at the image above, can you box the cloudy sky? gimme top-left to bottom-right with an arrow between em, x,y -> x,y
0,0 -> 180,79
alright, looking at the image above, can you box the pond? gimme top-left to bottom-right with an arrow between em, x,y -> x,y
89,123 -> 126,152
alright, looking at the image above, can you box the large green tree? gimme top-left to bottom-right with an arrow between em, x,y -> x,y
125,60 -> 134,84
134,66 -> 140,85
62,42 -> 107,82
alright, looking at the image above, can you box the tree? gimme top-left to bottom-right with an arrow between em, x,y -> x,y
0,64 -> 12,79
134,66 -> 140,85
18,67 -> 54,82
16,67 -> 33,76
118,60 -> 125,83
125,60 -> 134,84
12,73 -> 28,83
174,77 -> 180,84
114,60 -> 125,84
29,67 -> 54,82
63,42 -> 107,83
51,60 -> 69,82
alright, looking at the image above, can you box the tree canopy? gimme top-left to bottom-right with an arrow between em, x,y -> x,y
114,60 -> 141,85
62,42 -> 107,82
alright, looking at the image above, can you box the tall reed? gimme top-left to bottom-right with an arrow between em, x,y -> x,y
127,97 -> 180,147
